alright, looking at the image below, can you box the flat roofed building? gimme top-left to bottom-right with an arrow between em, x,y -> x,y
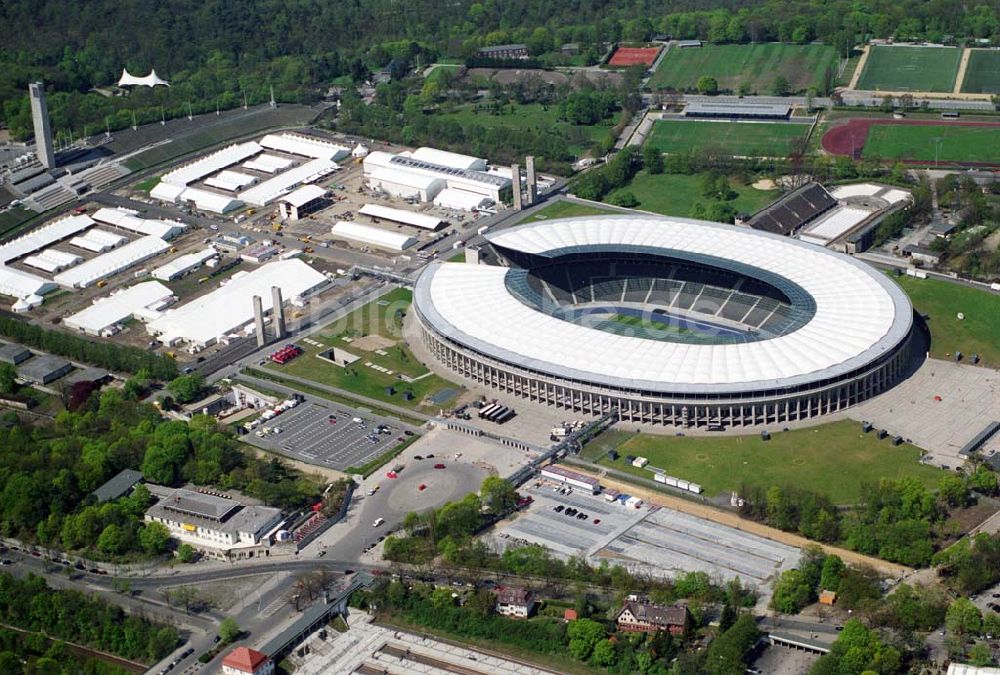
277,184 -> 327,221
146,259 -> 328,348
364,150 -> 510,203
410,147 -> 487,171
366,166 -> 445,201
0,343 -> 31,365
145,488 -> 283,560
64,281 -> 175,336
683,101 -> 791,119
477,44 -> 529,59
358,203 -> 443,230
17,354 -> 72,385
331,221 -> 417,251
92,469 -> 144,503
540,465 -> 601,493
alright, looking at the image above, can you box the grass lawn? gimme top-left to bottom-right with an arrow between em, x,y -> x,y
961,49 -> 1000,94
894,274 -> 1000,366
649,43 -> 839,93
861,124 -> 1000,163
0,207 -> 38,239
605,171 -> 778,218
517,200 -> 618,224
437,102 -> 612,155
855,45 -> 962,92
133,175 -> 160,193
586,420 -> 943,504
646,120 -> 810,158
263,288 -> 459,411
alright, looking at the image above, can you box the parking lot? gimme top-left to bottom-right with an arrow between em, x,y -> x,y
492,483 -> 800,594
243,400 -> 406,471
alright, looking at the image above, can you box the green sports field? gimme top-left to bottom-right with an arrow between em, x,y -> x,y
604,171 -> 778,218
961,49 -> 1000,94
648,43 -> 839,94
894,275 -> 1000,367
861,123 -> 1000,163
646,120 -> 809,158
855,45 -> 962,92
585,420 -> 944,504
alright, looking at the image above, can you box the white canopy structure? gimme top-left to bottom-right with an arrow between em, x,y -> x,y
205,171 -> 258,192
146,259 -> 328,348
331,221 -> 416,251
259,133 -> 350,161
238,159 -> 337,206
160,142 -> 262,188
0,214 -> 93,265
433,188 -> 493,212
70,230 -> 126,253
117,68 -> 170,88
54,236 -> 170,289
64,282 -> 175,336
23,249 -> 83,273
359,203 -> 443,230
92,207 -> 187,240
152,248 -> 218,281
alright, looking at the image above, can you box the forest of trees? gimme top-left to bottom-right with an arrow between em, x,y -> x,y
0,573 -> 179,664
1,0 -> 997,141
0,387 -> 322,561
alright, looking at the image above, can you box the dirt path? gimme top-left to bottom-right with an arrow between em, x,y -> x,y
848,45 -> 870,90
954,47 -> 972,94
568,466 -> 913,578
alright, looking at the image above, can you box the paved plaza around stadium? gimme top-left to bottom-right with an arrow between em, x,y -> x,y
491,483 -> 801,594
851,358 -> 1000,467
242,400 -> 405,471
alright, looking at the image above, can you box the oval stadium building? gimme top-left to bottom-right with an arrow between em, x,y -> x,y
412,216 -> 915,428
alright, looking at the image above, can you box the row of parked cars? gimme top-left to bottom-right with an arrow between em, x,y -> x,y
553,504 -> 598,523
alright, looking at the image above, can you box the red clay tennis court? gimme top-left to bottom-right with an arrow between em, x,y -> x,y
608,46 -> 661,67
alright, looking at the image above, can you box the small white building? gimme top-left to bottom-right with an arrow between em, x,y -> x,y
331,221 -> 417,251
367,165 -> 444,201
540,465 -> 601,494
64,281 -> 175,336
152,248 -> 218,281
433,188 -> 494,212
277,184 -> 328,221
359,203 -> 443,230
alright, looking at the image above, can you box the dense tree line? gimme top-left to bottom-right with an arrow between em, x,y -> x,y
0,316 -> 177,380
929,175 -> 1000,280
5,0 -> 994,141
0,628 -> 132,675
0,388 -> 321,560
811,619 -> 904,674
0,573 -> 179,663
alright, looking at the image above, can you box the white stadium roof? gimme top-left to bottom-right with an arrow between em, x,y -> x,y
359,203 -> 443,230
146,259 -> 327,347
259,133 -> 350,161
64,281 -> 175,334
280,184 -> 327,208
54,236 -> 170,288
331,221 -> 416,251
238,158 -> 337,206
414,216 -> 912,394
160,142 -> 262,187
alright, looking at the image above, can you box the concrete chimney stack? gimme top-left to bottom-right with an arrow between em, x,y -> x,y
271,286 -> 286,340
511,163 -> 522,210
525,155 -> 537,206
253,295 -> 266,347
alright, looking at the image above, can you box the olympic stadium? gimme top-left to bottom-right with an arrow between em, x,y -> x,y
412,216 -> 916,428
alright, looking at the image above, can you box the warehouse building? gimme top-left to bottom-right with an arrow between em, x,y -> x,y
64,281 -> 176,336
160,141 -> 263,188
358,203 -> 443,230
70,229 -> 126,253
205,170 -> 259,192
434,188 -> 494,212
0,343 -> 31,365
54,236 -> 171,289
0,267 -> 57,311
22,249 -> 82,273
259,133 -> 350,161
146,258 -> 328,348
238,159 -> 338,206
540,465 -> 601,494
144,487 -> 283,560
152,248 -> 218,281
17,354 -> 73,385
277,184 -> 328,221
243,154 -> 296,174
0,213 -> 93,264
363,149 -> 511,204
331,221 -> 416,251
150,182 -> 244,214
92,207 -> 186,240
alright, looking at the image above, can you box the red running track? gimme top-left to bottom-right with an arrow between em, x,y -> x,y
821,118 -> 1000,167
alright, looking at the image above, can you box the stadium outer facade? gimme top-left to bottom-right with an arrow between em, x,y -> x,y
412,216 -> 915,429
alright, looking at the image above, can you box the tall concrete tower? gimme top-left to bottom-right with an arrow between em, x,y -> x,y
28,82 -> 55,169
253,295 -> 266,347
271,286 -> 286,340
525,156 -> 538,206
511,163 -> 522,210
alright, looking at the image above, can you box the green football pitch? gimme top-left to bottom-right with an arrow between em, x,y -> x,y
855,45 -> 962,92
646,120 -> 809,157
648,43 -> 838,94
961,49 -> 1000,94
862,123 -> 1000,164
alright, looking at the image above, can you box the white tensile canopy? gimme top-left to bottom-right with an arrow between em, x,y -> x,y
118,68 -> 170,88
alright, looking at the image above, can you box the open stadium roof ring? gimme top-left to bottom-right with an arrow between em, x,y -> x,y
412,215 -> 915,428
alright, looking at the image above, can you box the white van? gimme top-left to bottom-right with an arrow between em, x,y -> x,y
372,517 -> 385,527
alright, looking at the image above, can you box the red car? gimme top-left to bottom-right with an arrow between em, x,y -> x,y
418,484 -> 427,491
386,470 -> 398,479
433,463 -> 446,469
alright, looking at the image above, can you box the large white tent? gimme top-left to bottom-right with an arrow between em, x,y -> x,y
54,236 -> 170,289
64,282 -> 175,336
117,68 -> 170,87
359,203 -> 443,230
331,221 -> 416,251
